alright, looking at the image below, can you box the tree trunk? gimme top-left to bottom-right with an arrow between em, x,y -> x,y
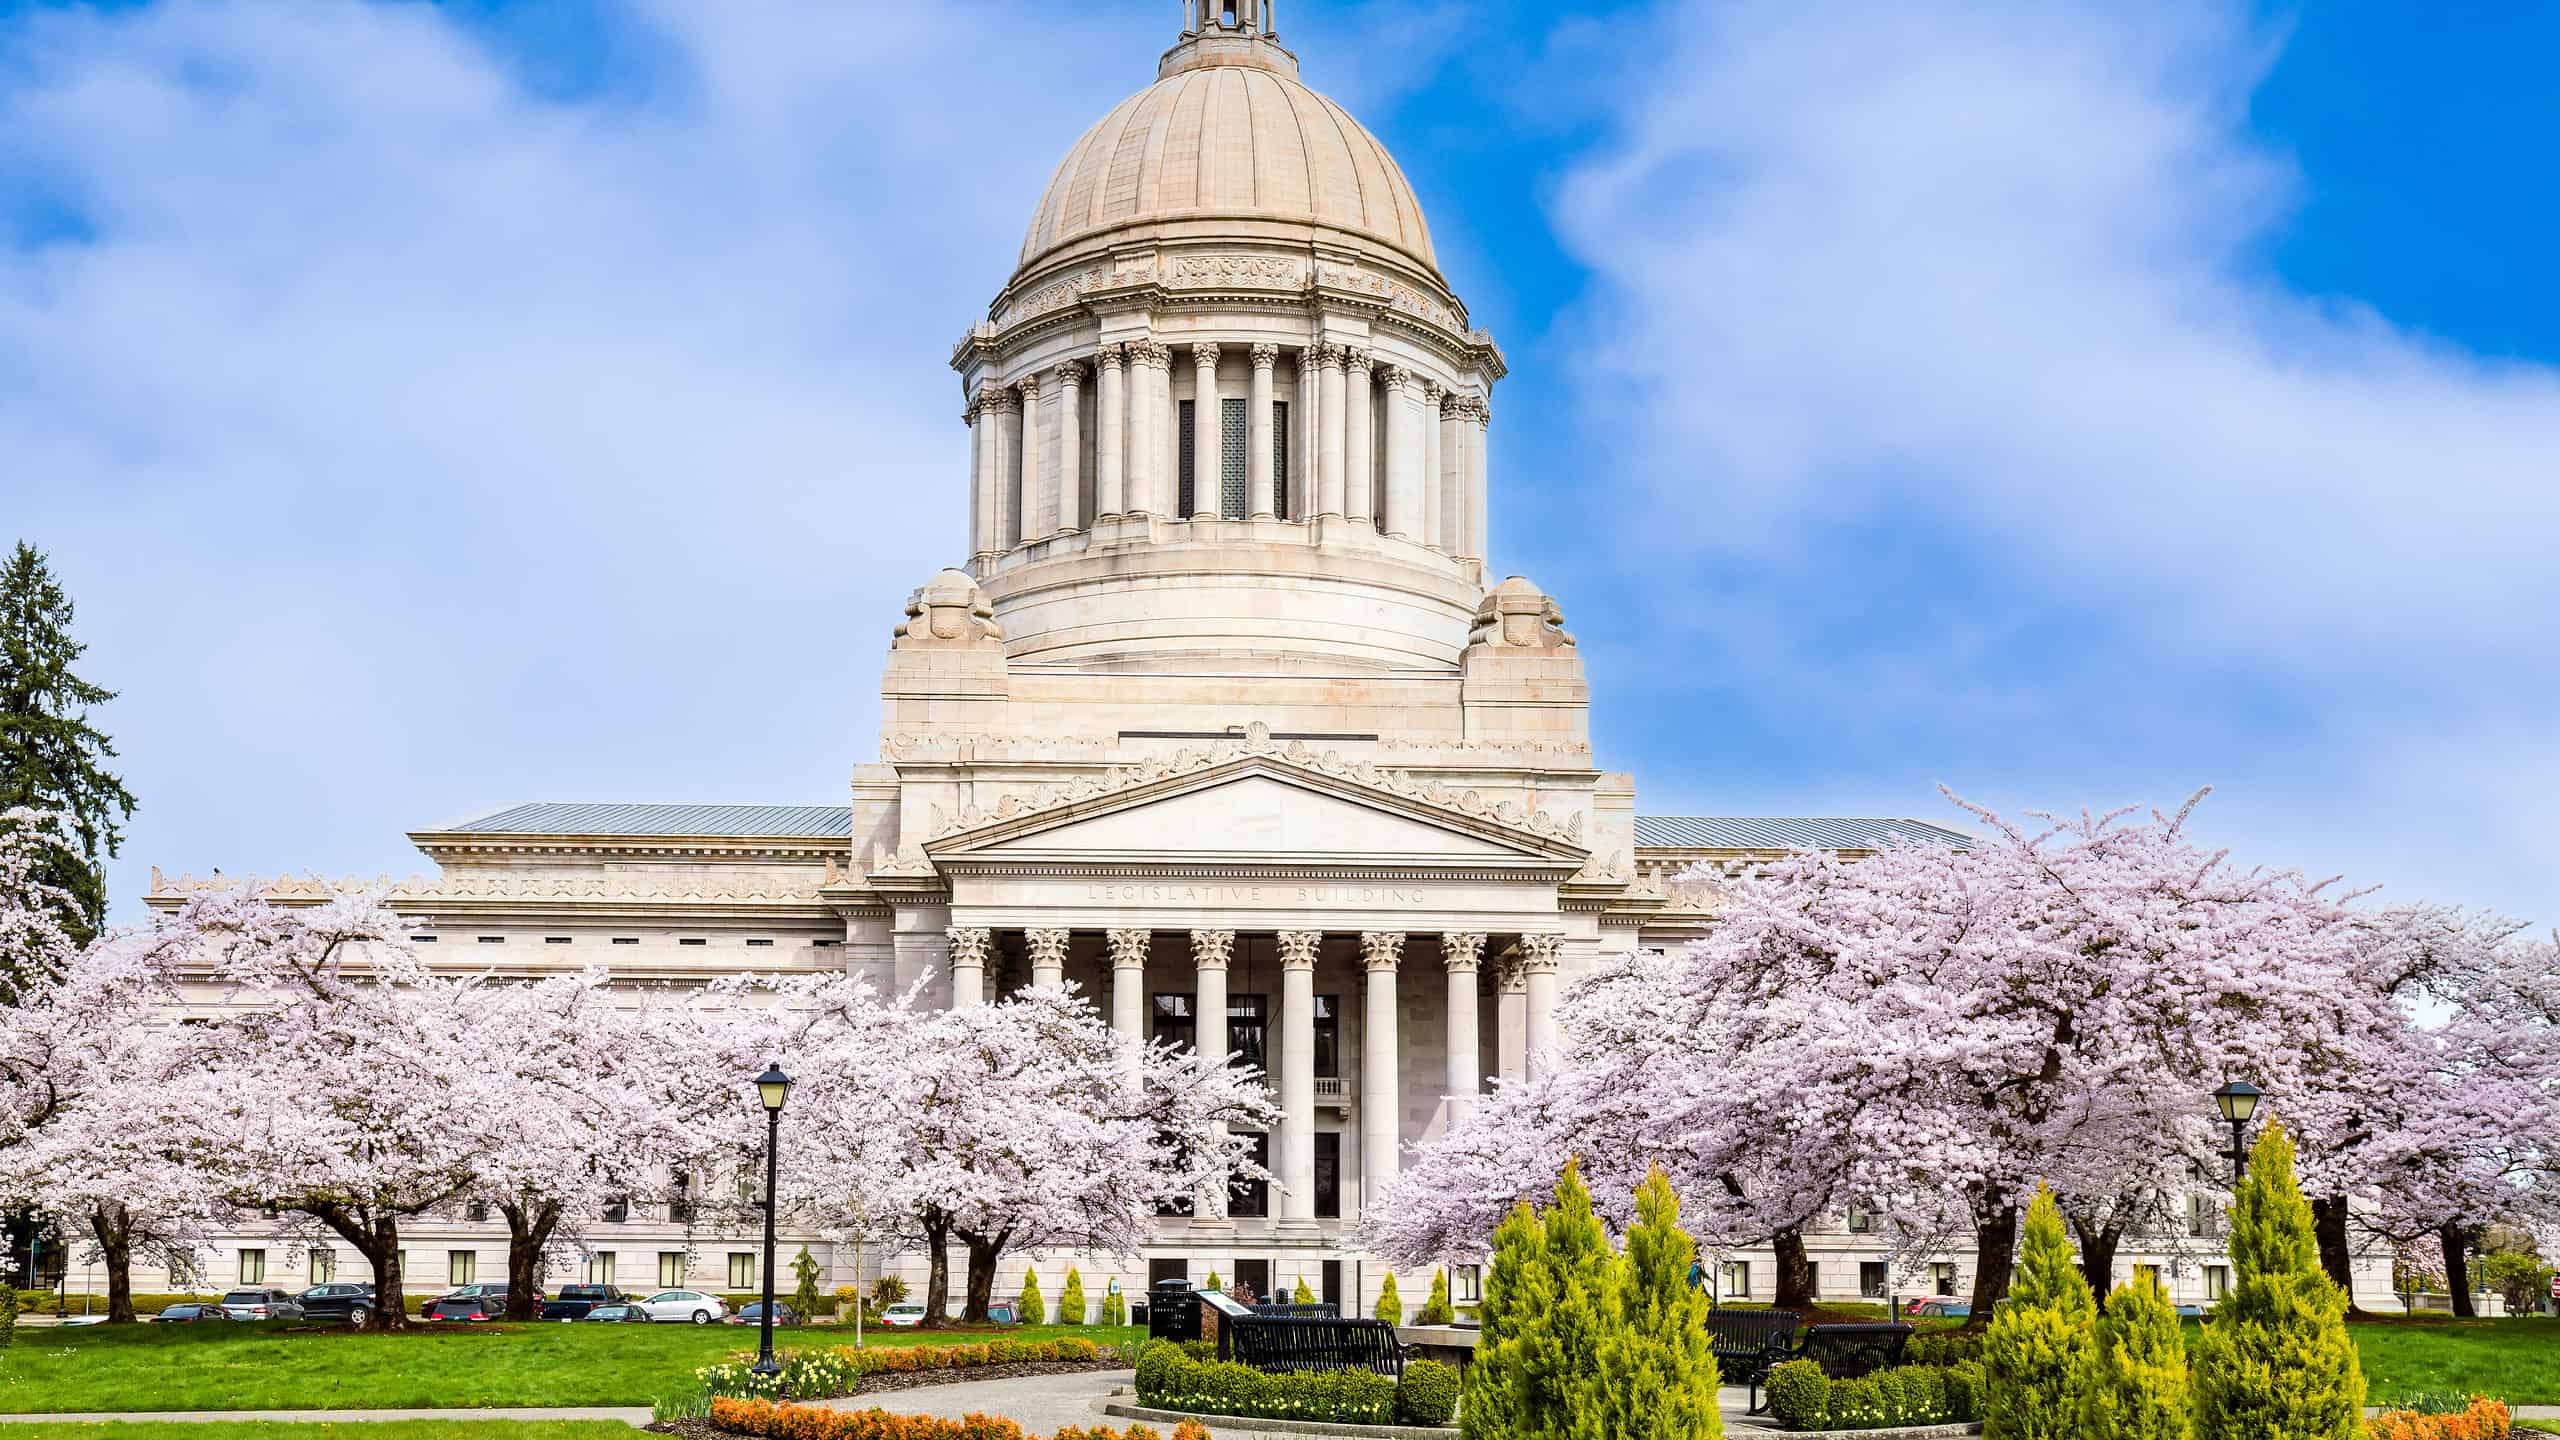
2311,1195 -> 2361,1313
318,1207 -> 409,1331
1966,1203 -> 2019,1323
957,1228 -> 1005,1325
919,1210 -> 952,1327
2441,1224 -> 2476,1319
85,1201 -> 135,1324
2070,1214 -> 2123,1299
1772,1226 -> 1818,1310
501,1200 -> 560,1321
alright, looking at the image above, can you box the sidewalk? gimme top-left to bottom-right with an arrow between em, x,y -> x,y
0,1408 -> 652,1425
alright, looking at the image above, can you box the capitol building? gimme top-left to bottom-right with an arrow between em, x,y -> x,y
146,2 -> 2305,1317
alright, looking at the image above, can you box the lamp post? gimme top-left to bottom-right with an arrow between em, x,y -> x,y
751,1063 -> 793,1378
2214,1080 -> 2264,1181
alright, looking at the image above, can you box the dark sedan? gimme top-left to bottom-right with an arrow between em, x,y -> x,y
297,1282 -> 378,1325
580,1302 -> 655,1323
153,1302 -> 230,1324
424,1293 -> 502,1323
541,1284 -> 632,1321
723,1302 -> 805,1327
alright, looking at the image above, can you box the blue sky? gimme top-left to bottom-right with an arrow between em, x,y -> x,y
3,0 -> 2556,926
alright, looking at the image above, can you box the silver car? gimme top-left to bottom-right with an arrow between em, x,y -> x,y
218,1287 -> 306,1321
633,1289 -> 729,1324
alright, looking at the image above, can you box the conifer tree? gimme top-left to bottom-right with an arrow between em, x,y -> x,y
2193,1125 -> 2366,1440
1599,1167 -> 1724,1440
1464,1198 -> 1549,1440
1203,1268 -> 1222,1292
791,1246 -> 822,1317
1017,1265 -> 1045,1325
2079,1273 -> 2191,1440
1418,1265 -> 1457,1324
1375,1270 -> 1403,1323
1059,1265 -> 1086,1325
1293,1274 -> 1316,1304
0,542 -> 135,961
1100,1277 -> 1125,1326
1527,1158 -> 1616,1440
1982,1186 -> 2097,1440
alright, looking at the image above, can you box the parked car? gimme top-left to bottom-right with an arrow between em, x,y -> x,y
296,1283 -> 378,1325
580,1303 -> 655,1323
153,1302 -> 230,1324
635,1289 -> 729,1324
424,1293 -> 503,1323
441,1283 -> 512,1303
218,1288 -> 306,1322
724,1302 -> 804,1327
985,1301 -> 1018,1325
540,1284 -> 631,1321
1906,1299 -> 1971,1319
879,1302 -> 927,1328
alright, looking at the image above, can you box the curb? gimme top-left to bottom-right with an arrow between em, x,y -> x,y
1100,1402 -> 1458,1439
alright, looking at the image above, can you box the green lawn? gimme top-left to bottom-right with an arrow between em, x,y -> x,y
2350,1317 -> 2560,1405
0,1322 -> 1139,1414
2,1425 -> 635,1440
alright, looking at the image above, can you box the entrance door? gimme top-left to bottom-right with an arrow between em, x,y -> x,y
1235,1259 -> 1271,1303
1321,1260 -> 1343,1311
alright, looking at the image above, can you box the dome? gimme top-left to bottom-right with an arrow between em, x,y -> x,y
1019,57 -> 1437,275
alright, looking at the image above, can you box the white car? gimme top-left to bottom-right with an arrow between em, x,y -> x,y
635,1289 -> 729,1324
880,1302 -> 926,1328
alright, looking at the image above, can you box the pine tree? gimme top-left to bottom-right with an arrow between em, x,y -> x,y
0,541 -> 135,962
1059,1266 -> 1086,1326
1203,1268 -> 1222,1293
1528,1158 -> 1616,1440
2193,1125 -> 2366,1440
1293,1274 -> 1316,1304
1375,1270 -> 1403,1323
1599,1167 -> 1724,1440
790,1246 -> 822,1317
1417,1266 -> 1457,1324
2079,1273 -> 2191,1440
1017,1265 -> 1045,1324
1464,1198 -> 1548,1440
1982,1186 -> 2097,1440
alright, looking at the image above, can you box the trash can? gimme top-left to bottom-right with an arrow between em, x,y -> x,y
1149,1279 -> 1199,1341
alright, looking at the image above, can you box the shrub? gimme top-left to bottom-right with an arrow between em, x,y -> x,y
1100,1282 -> 1125,1327
1132,1340 -> 1396,1424
1397,1358 -> 1461,1425
1292,1275 -> 1316,1305
1374,1271 -> 1402,1324
1983,1187 -> 2097,1440
1059,1267 -> 1086,1327
1599,1166 -> 1722,1440
2079,1275 -> 2191,1440
1764,1359 -> 1981,1432
1018,1268 -> 1045,1326
1766,1359 -> 1830,1429
0,1286 -> 16,1347
2368,1396 -> 2512,1440
1202,1270 -> 1221,1293
1907,1332 -> 1985,1367
1946,1360 -> 1987,1421
1416,1267 -> 1456,1325
793,1247 -> 825,1318
2192,1125 -> 2367,1440
868,1275 -> 909,1321
2482,1251 -> 2554,1318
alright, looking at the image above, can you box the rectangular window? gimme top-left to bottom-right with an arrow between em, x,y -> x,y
1805,1263 -> 1820,1296
2187,1194 -> 2220,1238
604,1195 -> 630,1222
1312,995 -> 1339,1078
746,939 -> 773,948
1220,397 -> 1248,519
1148,1257 -> 1189,1291
477,936 -> 505,945
612,937 -> 639,946
417,935 -> 439,944
2204,1265 -> 2230,1300
1313,1131 -> 1342,1219
310,1248 -> 333,1283
464,1201 -> 489,1223
544,937 -> 572,945
1234,1258 -> 1271,1303
1229,1132 -> 1271,1217
239,1249 -> 266,1283
1931,1262 -> 1956,1296
679,938 -> 707,947
1321,1259 -> 1343,1311
586,1253 -> 616,1286
1272,400 -> 1291,518
1846,1202 -> 1874,1234
659,1252 -> 685,1289
1859,1261 -> 1888,1299
1151,993 -> 1196,1051
449,1251 -> 476,1286
1722,1261 -> 1751,1298
1178,399 -> 1197,516
1454,1263 -> 1482,1302
729,1253 -> 757,1290
1228,993 -> 1268,1072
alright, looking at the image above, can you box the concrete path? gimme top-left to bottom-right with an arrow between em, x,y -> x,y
0,1408 -> 653,1425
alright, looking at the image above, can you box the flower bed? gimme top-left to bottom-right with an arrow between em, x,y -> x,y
707,1397 -> 1209,1440
1131,1340 -> 1458,1426
1764,1358 -> 1987,1432
2369,1396 -> 2512,1440
695,1338 -> 1112,1404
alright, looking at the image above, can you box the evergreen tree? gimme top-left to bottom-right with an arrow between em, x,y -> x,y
1017,1265 -> 1045,1324
0,543 -> 134,963
1982,1186 -> 2097,1440
1059,1265 -> 1086,1326
1203,1268 -> 1222,1292
1375,1270 -> 1403,1323
1526,1158 -> 1616,1440
790,1246 -> 822,1317
2193,1125 -> 2366,1440
1464,1197 -> 1548,1440
1417,1265 -> 1457,1324
2079,1273 -> 2191,1440
1100,1277 -> 1125,1326
1598,1167 -> 1723,1440
1293,1274 -> 1316,1304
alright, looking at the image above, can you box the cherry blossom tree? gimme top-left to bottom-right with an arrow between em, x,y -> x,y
0,808 -> 80,1007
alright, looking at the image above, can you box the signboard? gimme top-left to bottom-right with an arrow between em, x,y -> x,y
1196,1290 -> 1254,1319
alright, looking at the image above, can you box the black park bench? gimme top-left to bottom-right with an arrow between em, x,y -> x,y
1704,1307 -> 1801,1410
1226,1313 -> 1406,1378
1794,1321 -> 1915,1381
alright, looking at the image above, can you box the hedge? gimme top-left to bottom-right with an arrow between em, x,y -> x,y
708,1397 -> 1214,1440
2367,1397 -> 2511,1440
1396,1358 -> 1461,1425
1905,1332 -> 1985,1367
1134,1340 -> 1396,1424
1765,1358 -> 1986,1432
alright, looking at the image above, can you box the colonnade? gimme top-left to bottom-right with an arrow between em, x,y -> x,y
942,925 -> 1562,1224
966,341 -> 1491,565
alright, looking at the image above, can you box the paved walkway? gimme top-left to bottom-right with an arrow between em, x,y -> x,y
0,1408 -> 653,1425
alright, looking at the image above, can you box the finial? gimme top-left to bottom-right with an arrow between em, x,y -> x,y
1182,0 -> 1278,39
1164,0 -> 1296,79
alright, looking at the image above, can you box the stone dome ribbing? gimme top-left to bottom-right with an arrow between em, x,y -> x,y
1019,61 -> 1438,275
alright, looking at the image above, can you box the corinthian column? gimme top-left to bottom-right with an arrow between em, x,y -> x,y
1249,344 -> 1278,519
1095,346 -> 1127,518
1342,350 -> 1374,526
1190,342 -> 1222,518
1441,932 -> 1485,1124
1052,361 -> 1086,533
1026,928 -> 1069,990
1469,395 -> 1492,562
1108,929 -> 1150,1082
1522,932 -> 1562,1079
969,389 -> 998,561
1379,366 -> 1417,540
1495,945 -> 1527,1083
989,388 -> 1021,552
1192,929 -> 1236,1223
1420,380 -> 1444,550
1127,340 -> 1173,517
1276,931 -> 1321,1225
947,927 -> 992,1009
1315,346 -> 1346,517
1439,390 -> 1466,557
1359,931 -> 1404,1212
1013,373 -> 1041,542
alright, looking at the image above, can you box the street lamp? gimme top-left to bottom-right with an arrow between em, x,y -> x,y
2213,1080 -> 2264,1181
751,1063 -> 793,1378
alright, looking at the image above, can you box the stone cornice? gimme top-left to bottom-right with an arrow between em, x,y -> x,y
407,832 -> 850,866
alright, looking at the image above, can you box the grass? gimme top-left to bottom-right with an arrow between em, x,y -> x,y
1,1426 -> 637,1440
0,1322 -> 1140,1414
2349,1317 -> 2560,1405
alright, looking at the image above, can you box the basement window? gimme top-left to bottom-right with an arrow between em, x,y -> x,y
612,937 -> 640,946
477,936 -> 505,945
679,938 -> 708,947
416,935 -> 440,944
745,939 -> 774,948
545,937 -> 573,945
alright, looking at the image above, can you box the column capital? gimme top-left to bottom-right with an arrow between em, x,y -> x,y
1360,931 -> 1405,973
1052,359 -> 1089,388
1127,338 -> 1173,370
1496,945 -> 1528,993
1343,347 -> 1374,378
1094,344 -> 1127,374
1278,931 -> 1322,971
1441,932 -> 1487,972
1191,929 -> 1236,972
1420,377 -> 1444,402
1107,928 -> 1151,969
1250,343 -> 1280,371
1311,343 -> 1346,372
1440,390 -> 1469,420
1026,928 -> 1070,967
1015,372 -> 1041,401
1378,364 -> 1411,394
987,388 -> 1021,415
1520,932 -> 1564,973
1192,340 -> 1221,367
947,927 -> 992,964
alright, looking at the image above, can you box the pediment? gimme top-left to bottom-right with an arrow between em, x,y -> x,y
926,752 -> 1589,868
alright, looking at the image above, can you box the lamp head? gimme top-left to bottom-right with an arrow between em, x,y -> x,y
2213,1080 -> 2263,1124
756,1063 -> 792,1113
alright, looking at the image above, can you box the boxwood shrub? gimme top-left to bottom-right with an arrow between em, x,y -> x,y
1765,1358 -> 1987,1432
1395,1358 -> 1460,1425
1134,1341 -> 1396,1424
